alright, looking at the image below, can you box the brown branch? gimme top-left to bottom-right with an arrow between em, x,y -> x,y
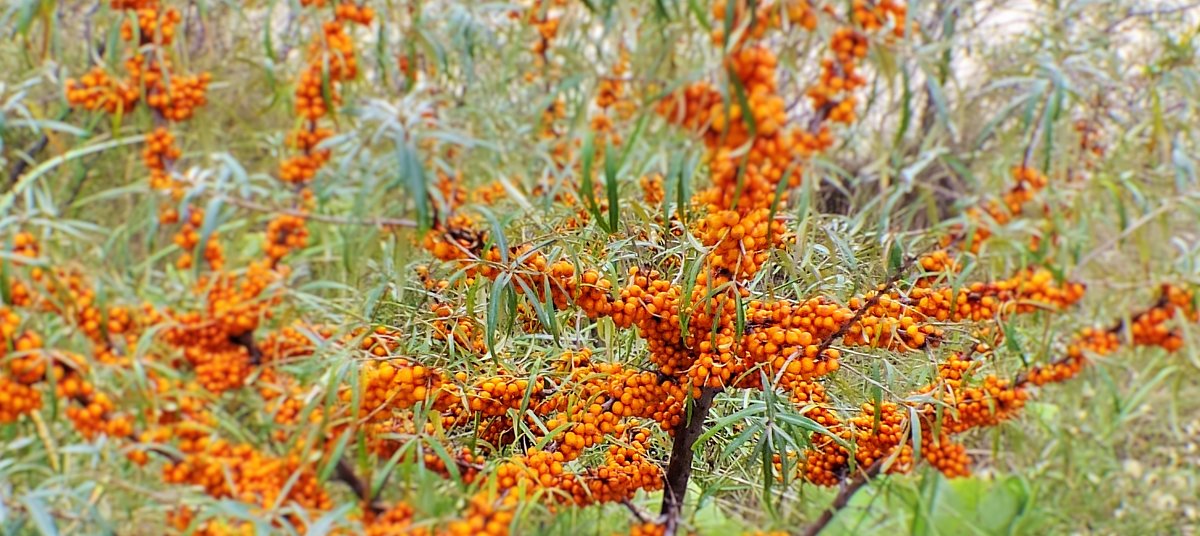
1013,288 -> 1172,386
5,135 -> 51,189
621,498 -> 650,524
145,444 -> 184,464
802,460 -> 883,536
660,386 -> 719,535
125,434 -> 184,464
817,274 -> 902,355
229,330 -> 264,366
218,195 -> 418,229
816,248 -> 927,355
335,458 -> 386,514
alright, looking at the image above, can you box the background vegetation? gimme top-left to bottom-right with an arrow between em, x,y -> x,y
1,0 -> 1199,534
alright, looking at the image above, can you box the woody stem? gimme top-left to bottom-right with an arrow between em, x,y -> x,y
660,386 -> 719,535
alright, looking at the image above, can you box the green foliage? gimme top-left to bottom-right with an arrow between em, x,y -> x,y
1,0 -> 1199,535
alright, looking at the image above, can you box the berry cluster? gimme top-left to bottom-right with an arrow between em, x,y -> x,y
525,0 -> 568,69
850,0 -> 906,36
66,49 -> 211,122
264,214 -> 310,262
795,282 -> 1197,486
281,4 -> 373,188
172,206 -> 225,270
163,439 -> 332,519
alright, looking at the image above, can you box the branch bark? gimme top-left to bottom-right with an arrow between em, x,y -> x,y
228,330 -> 264,365
335,457 -> 385,514
660,386 -> 719,535
5,135 -> 50,189
801,460 -> 883,536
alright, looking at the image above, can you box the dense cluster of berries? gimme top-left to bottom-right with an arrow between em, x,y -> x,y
138,61 -> 213,122
144,127 -> 184,193
591,48 -> 635,147
280,127 -> 334,184
64,67 -> 139,114
473,181 -> 508,205
155,261 -> 285,392
120,3 -> 182,44
68,392 -> 135,439
959,166 -> 1049,252
796,282 -> 1197,486
1129,284 -> 1197,350
525,0 -> 568,67
356,357 -> 453,418
66,54 -> 211,122
280,5 -> 372,188
264,214 -> 310,262
431,303 -> 488,354
851,0 -> 906,36
1024,326 -> 1113,385
172,206 -> 225,269
0,375 -> 40,424
639,174 -> 665,205
163,439 -> 332,517
808,29 -> 868,124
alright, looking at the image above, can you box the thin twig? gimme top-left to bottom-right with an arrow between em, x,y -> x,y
621,499 -> 651,524
816,251 -> 921,355
773,241 -> 940,388
1021,93 -> 1051,170
6,135 -> 51,189
218,194 -> 418,228
1070,201 -> 1172,279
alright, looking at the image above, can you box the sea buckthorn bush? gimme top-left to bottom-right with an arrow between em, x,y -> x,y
2,1 -> 1200,534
